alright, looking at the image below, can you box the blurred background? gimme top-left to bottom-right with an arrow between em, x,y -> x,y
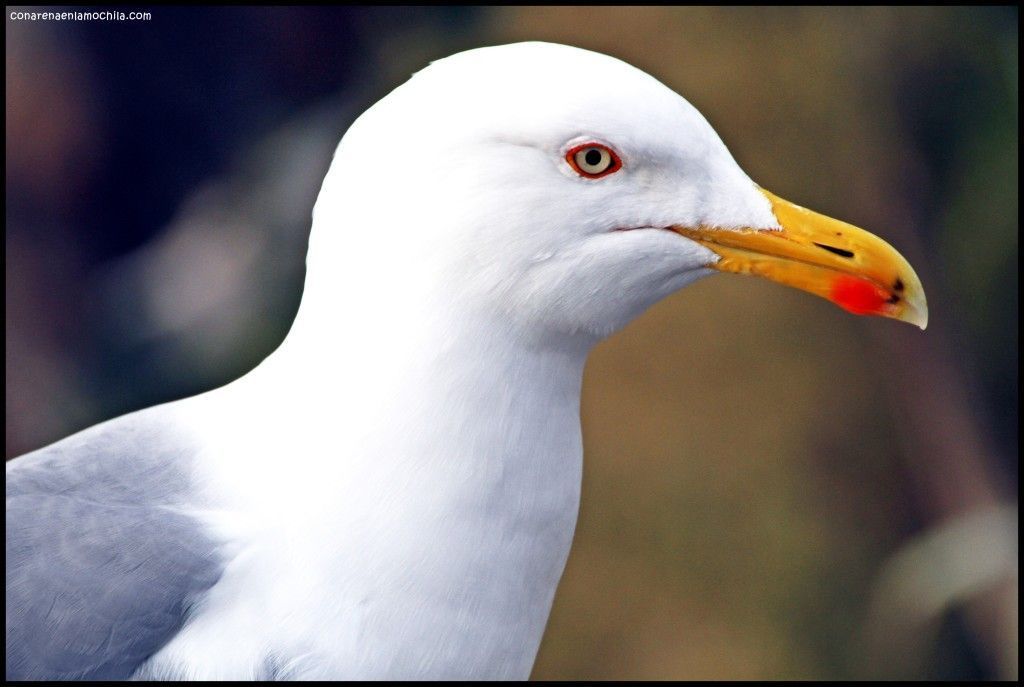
5,6 -> 1017,680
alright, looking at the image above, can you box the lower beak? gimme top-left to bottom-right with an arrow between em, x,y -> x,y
673,189 -> 928,329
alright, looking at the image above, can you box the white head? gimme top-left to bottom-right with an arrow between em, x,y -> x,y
299,42 -> 924,350
235,45 -> 925,678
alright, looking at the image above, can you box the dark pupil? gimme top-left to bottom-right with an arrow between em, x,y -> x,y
584,149 -> 603,167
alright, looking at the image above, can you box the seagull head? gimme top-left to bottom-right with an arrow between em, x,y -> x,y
308,42 -> 927,346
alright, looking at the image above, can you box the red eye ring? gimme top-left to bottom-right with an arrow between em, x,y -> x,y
565,142 -> 622,179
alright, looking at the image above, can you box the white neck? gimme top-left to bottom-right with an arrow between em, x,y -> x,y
188,278 -> 593,678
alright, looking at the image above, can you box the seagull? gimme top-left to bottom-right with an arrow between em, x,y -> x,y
5,41 -> 927,681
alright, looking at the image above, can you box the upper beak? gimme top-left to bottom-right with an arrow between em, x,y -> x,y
672,188 -> 928,329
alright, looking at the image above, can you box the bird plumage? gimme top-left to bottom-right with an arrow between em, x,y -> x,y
6,41 -> 921,679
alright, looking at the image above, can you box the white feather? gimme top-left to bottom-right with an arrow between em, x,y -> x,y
140,41 -> 777,679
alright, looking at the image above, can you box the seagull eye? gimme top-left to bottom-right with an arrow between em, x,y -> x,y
566,143 -> 622,179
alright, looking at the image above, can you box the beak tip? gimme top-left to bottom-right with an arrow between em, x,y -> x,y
905,298 -> 928,330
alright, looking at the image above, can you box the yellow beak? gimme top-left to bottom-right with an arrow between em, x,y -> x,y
673,189 -> 928,329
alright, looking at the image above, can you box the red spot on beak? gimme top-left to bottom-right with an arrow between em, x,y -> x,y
830,275 -> 890,315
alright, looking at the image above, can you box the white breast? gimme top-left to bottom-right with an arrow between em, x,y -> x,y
139,309 -> 591,679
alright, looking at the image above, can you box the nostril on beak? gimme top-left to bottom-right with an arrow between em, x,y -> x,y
813,242 -> 855,259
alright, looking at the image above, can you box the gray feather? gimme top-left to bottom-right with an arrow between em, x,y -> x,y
5,407 -> 224,681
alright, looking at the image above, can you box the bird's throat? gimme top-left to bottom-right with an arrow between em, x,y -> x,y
233,308 -> 591,678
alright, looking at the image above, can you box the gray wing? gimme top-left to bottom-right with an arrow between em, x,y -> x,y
6,407 -> 225,680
